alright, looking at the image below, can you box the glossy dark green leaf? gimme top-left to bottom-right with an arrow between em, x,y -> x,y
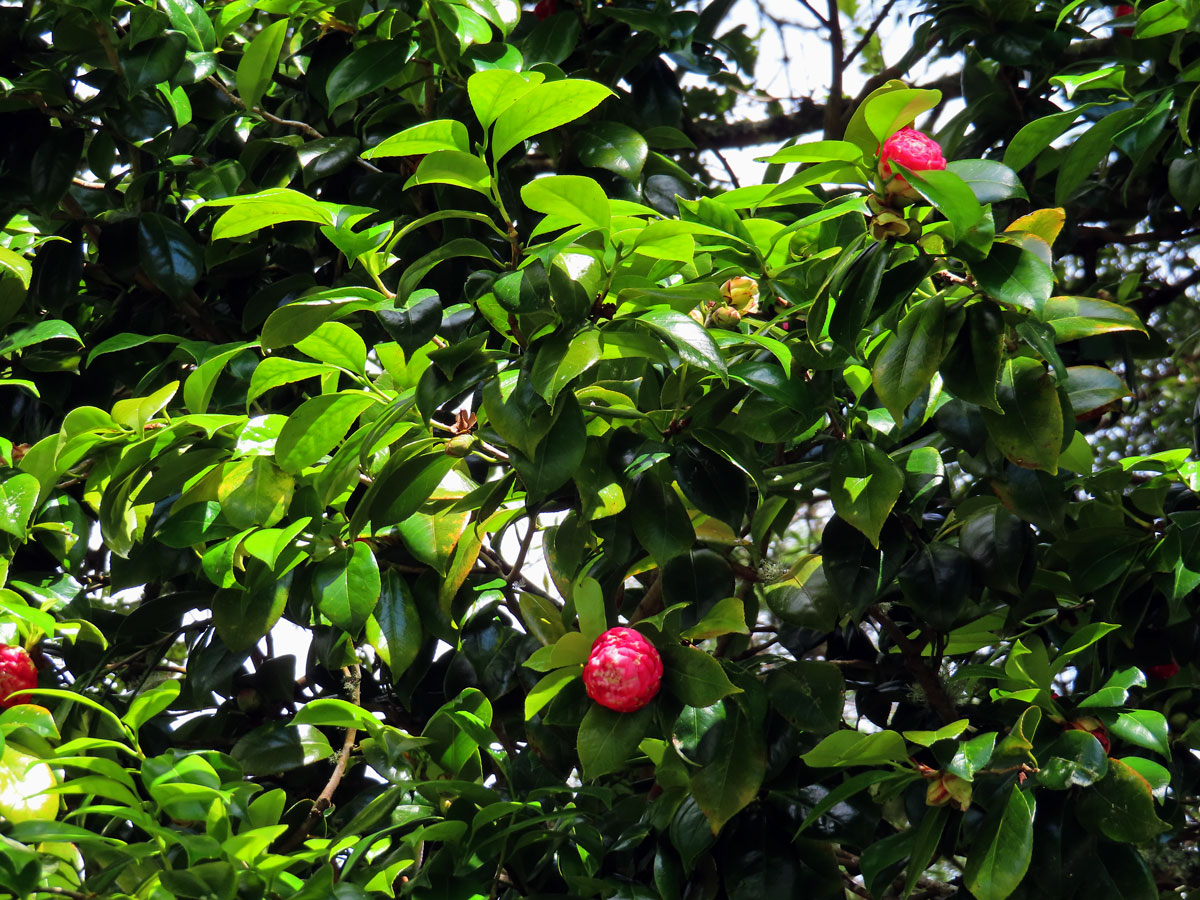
947,159 -> 1028,203
122,33 -> 187,95
828,242 -> 889,352
940,302 -> 1004,411
137,213 -> 203,301
630,469 -> 696,564
872,295 -> 949,424
980,358 -> 1063,473
969,241 -> 1055,315
510,393 -> 587,497
312,541 -> 381,634
964,786 -> 1034,900
829,440 -> 904,548
236,18 -> 289,110
1037,729 -> 1109,790
325,40 -> 414,110
232,722 -> 334,776
577,703 -> 652,779
371,570 -> 423,678
1108,710 -> 1170,758
161,0 -> 216,51
690,703 -> 765,834
662,644 -> 740,708
765,662 -> 844,734
1076,758 -> 1170,844
577,122 -> 649,180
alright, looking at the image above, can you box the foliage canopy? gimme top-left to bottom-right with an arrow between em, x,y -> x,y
0,0 -> 1199,898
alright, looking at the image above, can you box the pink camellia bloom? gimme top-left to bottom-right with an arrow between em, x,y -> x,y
877,127 -> 947,206
533,0 -> 557,20
582,627 -> 663,713
0,645 -> 36,709
1147,661 -> 1180,680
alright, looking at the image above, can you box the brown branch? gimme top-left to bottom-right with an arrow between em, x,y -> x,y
823,0 -> 845,140
205,76 -> 381,173
868,607 -> 958,725
845,0 -> 899,68
627,573 -> 664,625
279,665 -> 362,851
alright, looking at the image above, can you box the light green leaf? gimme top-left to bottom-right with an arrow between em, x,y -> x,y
236,18 -> 289,111
492,79 -> 614,160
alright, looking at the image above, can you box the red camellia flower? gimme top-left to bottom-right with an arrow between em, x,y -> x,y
582,627 -> 663,713
0,645 -> 36,709
877,127 -> 947,205
533,0 -> 557,20
1148,661 -> 1180,680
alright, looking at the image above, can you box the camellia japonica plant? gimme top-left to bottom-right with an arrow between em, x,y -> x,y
0,0 -> 1198,899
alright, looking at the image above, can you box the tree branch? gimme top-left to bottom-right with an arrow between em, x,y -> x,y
868,607 -> 958,725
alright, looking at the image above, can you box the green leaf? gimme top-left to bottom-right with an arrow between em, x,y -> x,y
236,18 -> 289,111
1108,710 -> 1171,759
829,441 -> 904,548
1076,758 -> 1170,843
872,295 -> 949,423
123,679 -> 181,732
521,175 -> 611,230
491,78 -> 614,160
525,666 -> 580,720
137,212 -> 203,301
680,597 -> 749,642
964,786 -> 1034,900
313,542 -> 381,634
577,703 -> 652,779
0,473 -> 40,540
232,722 -> 334,775
1055,108 -> 1139,206
635,309 -> 728,379
980,358 -> 1063,473
903,719 -> 970,748
662,644 -> 740,708
0,247 -> 32,289
405,150 -> 492,195
325,40 -> 414,110
160,0 -> 216,51
690,703 -> 765,834
893,165 -> 984,236
275,392 -> 379,474
630,471 -> 696,564
248,358 -> 336,407
362,120 -> 470,159
468,69 -> 544,130
946,732 -> 997,781
1041,296 -> 1146,342
1037,729 -> 1109,790
1078,667 -> 1145,709
765,661 -> 844,734
577,122 -> 649,180
529,329 -> 602,403
1063,365 -> 1127,415
940,302 -> 1004,411
123,33 -> 187,96
757,139 -> 865,165
946,159 -> 1028,203
216,456 -> 294,529
1004,104 -> 1100,172
0,320 -> 82,358
573,577 -> 607,641
801,730 -> 909,767
259,287 -> 388,349
855,85 -> 943,149
200,188 -> 336,240
368,570 -> 423,677
970,241 -> 1055,315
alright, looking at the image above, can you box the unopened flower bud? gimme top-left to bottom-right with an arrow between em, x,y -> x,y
720,277 -> 759,315
445,433 -> 477,458
877,128 -> 947,206
710,305 -> 742,327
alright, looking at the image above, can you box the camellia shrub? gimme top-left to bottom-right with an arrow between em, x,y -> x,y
0,0 -> 1198,898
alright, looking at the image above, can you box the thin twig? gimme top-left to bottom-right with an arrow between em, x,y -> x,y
279,664 -> 362,850
868,607 -> 958,725
795,0 -> 829,27
205,76 -> 381,173
844,0 -> 899,68
823,0 -> 845,140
